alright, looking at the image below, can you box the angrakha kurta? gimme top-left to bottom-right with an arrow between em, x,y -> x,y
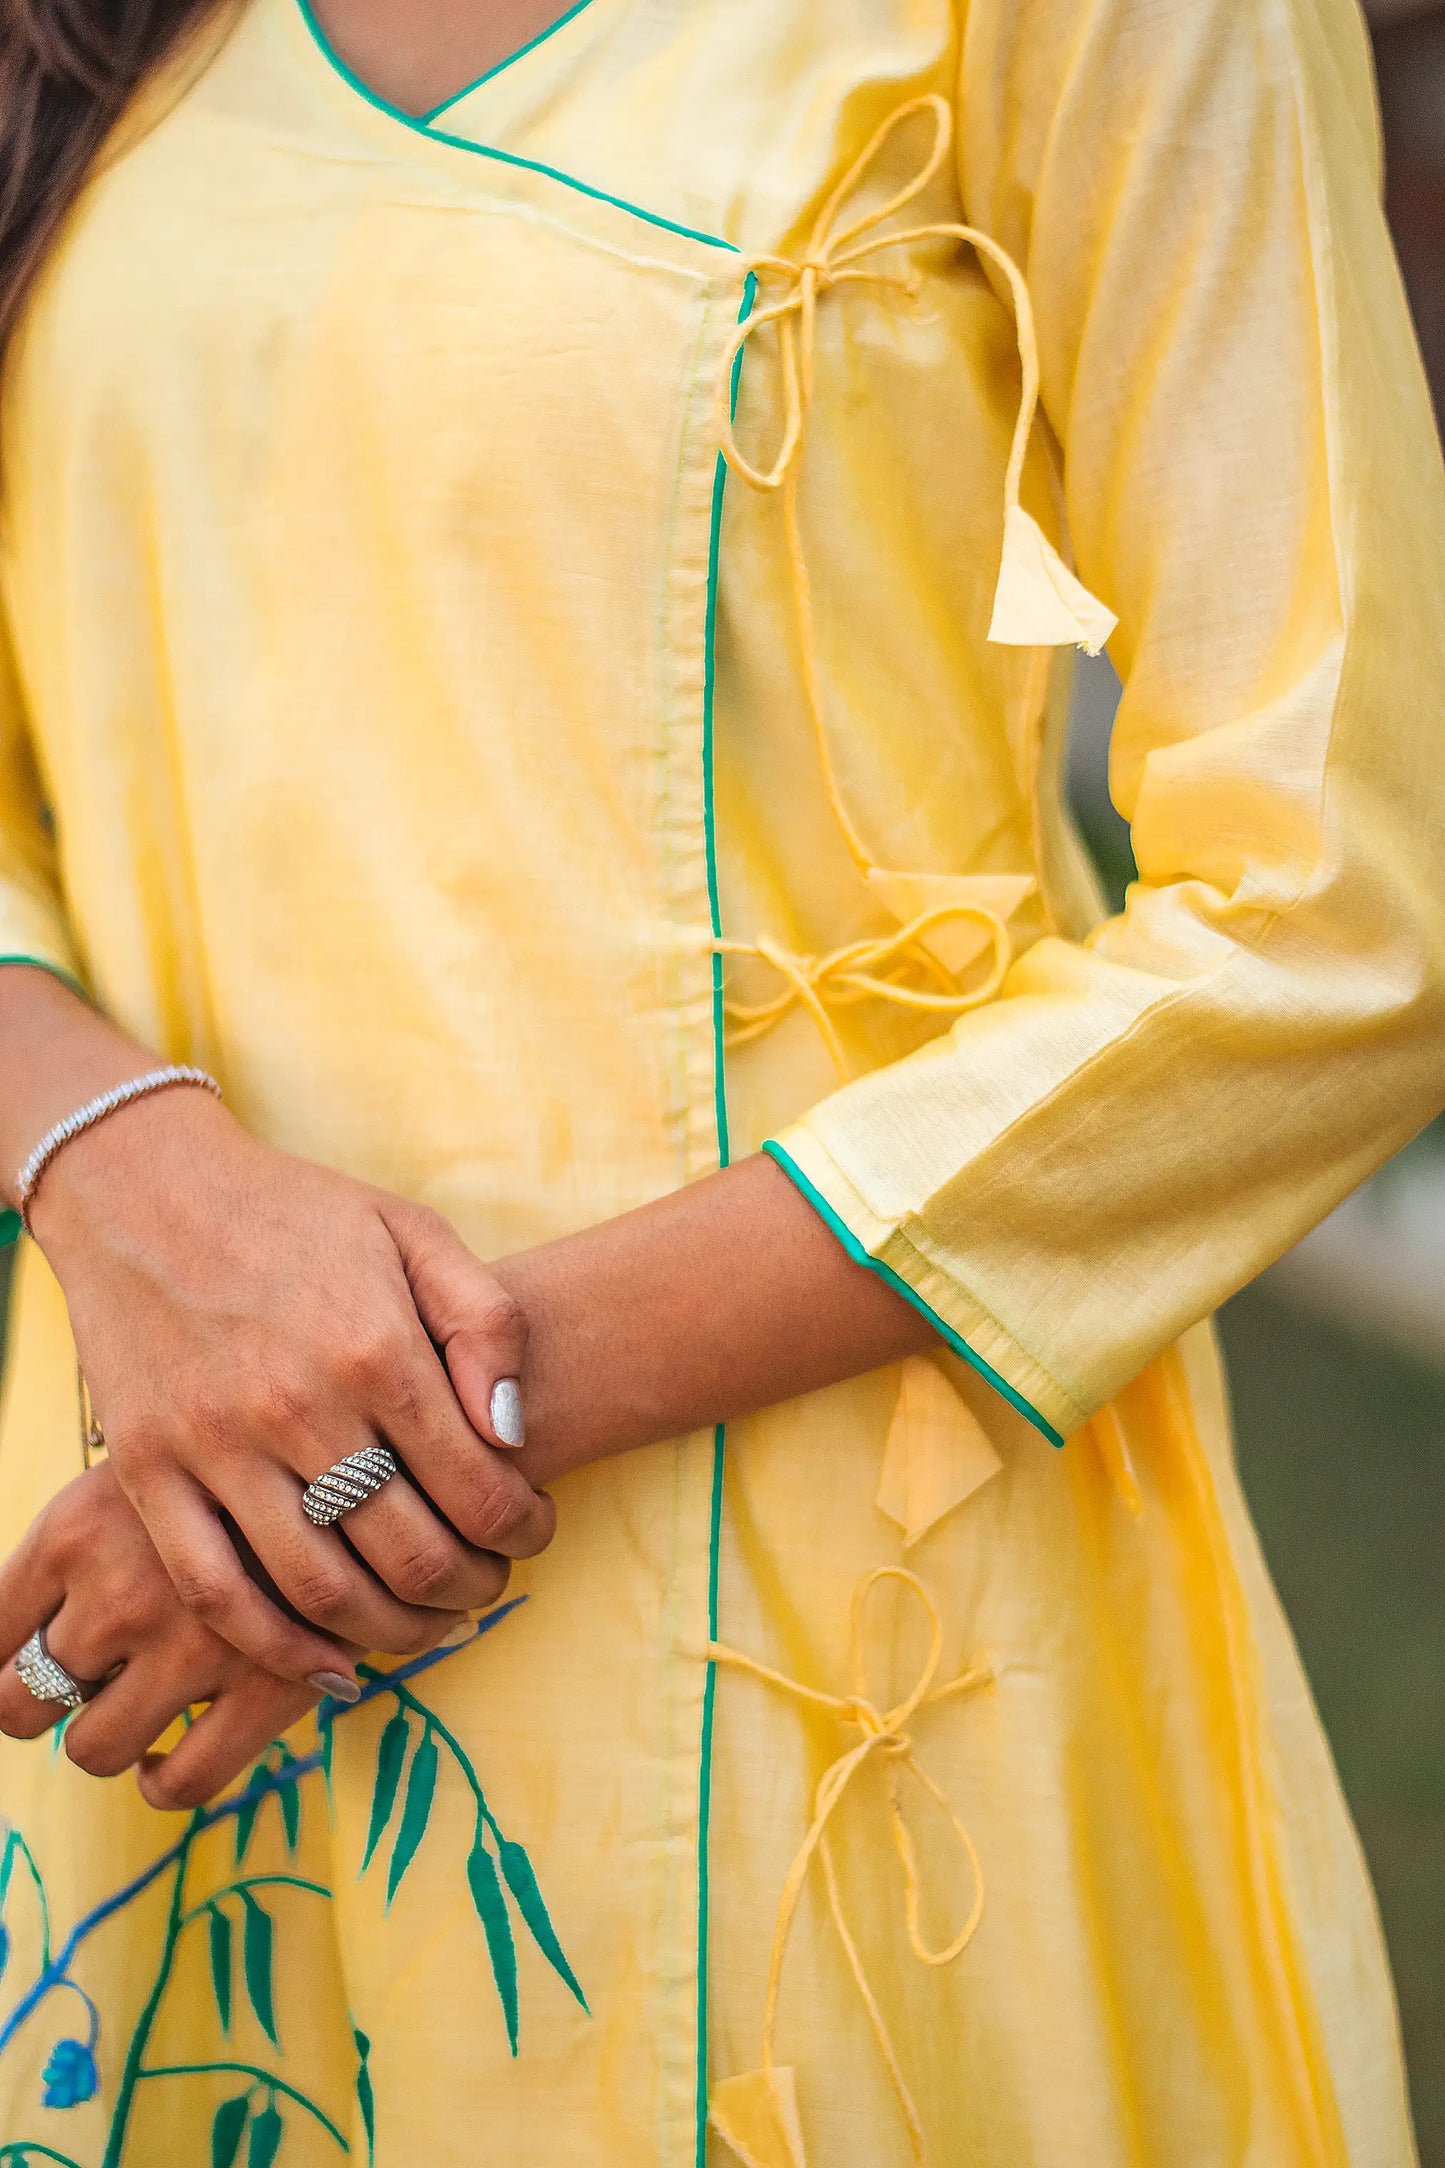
0,0 -> 1440,2162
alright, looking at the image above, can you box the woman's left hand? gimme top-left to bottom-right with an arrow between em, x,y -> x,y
0,1461 -> 380,1810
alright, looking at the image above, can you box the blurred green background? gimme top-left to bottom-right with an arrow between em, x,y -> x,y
1223,1290 -> 1444,2163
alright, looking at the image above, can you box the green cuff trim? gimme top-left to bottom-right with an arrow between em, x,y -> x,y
762,1139 -> 1064,1448
0,953 -> 89,1005
0,1209 -> 19,1250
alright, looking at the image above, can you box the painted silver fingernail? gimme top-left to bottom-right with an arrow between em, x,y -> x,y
308,1671 -> 361,1704
489,1377 -> 525,1448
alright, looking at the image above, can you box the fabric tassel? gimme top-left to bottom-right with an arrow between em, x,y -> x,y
864,868 -> 1035,976
988,504 -> 1118,656
711,2066 -> 808,2168
876,1355 -> 1003,1547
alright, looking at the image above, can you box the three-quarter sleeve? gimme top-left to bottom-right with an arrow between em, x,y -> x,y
767,0 -> 1445,1443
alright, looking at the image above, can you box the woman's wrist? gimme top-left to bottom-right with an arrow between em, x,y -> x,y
492,1153 -> 937,1489
17,1066 -> 224,1235
0,964 -> 180,1217
24,1082 -> 239,1268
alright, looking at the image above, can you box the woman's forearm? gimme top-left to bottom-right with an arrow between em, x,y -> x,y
0,965 -> 166,1209
494,1153 -> 938,1488
0,965 -> 934,1519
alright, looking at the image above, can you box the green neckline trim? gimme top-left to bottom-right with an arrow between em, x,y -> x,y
293,0 -> 736,255
694,272 -> 756,2168
418,0 -> 600,123
761,1141 -> 1065,1448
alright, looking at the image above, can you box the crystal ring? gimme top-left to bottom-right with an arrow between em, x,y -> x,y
301,1444 -> 399,1527
14,1627 -> 94,1712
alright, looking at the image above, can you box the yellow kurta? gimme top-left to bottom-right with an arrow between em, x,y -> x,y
0,0 -> 1439,2162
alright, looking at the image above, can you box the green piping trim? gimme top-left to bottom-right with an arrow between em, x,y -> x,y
761,1140 -> 1066,1448
0,953 -> 88,1005
694,1419 -> 725,2166
418,0 -> 600,123
293,0 -> 736,255
694,271 -> 756,2168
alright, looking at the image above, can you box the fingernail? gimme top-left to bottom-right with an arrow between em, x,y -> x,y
308,1671 -> 361,1704
489,1377 -> 525,1448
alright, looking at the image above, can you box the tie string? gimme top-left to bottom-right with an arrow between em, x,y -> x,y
716,901 -> 1010,1080
709,95 -> 1115,1077
707,1568 -> 992,2166
714,95 -> 1042,513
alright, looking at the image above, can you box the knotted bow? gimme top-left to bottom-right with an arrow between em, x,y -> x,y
707,1569 -> 992,2168
710,95 -> 1115,1075
715,901 -> 1008,1078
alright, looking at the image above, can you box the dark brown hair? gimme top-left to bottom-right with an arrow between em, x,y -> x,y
0,0 -> 214,352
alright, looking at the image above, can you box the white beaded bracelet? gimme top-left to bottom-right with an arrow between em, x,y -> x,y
16,1066 -> 222,1232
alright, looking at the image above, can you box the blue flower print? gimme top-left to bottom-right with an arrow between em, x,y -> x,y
42,2036 -> 98,2108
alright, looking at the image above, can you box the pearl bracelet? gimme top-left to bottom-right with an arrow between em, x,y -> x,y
16,1066 -> 222,1233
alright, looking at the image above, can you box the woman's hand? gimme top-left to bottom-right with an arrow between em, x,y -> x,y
0,1461 -> 366,1809
27,1084 -> 555,1665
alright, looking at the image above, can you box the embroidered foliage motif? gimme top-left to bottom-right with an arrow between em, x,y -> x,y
0,1601 -> 585,2165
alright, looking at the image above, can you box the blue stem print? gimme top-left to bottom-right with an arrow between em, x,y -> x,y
0,1602 -> 586,2165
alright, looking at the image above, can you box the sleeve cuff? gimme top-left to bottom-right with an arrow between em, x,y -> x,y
762,1133 -> 1072,1446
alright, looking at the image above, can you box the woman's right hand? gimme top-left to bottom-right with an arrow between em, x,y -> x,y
0,1459 -> 356,1809
27,1083 -> 555,1666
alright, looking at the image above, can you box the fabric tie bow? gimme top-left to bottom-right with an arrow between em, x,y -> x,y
710,95 -> 1115,1076
707,1568 -> 993,2168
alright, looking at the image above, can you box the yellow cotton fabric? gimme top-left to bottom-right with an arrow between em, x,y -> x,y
0,0 -> 1437,2163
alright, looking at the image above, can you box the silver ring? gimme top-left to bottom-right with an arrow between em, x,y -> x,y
301,1445 -> 398,1527
14,1628 -> 91,1712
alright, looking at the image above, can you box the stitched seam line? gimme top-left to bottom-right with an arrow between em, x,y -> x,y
694,269 -> 756,2168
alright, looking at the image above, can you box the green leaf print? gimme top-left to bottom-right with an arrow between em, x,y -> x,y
467,1837 -> 518,2054
234,1786 -> 263,1869
320,1716 -> 335,1808
239,1891 -> 278,2044
360,1714 -> 409,1873
498,1840 -> 589,2011
385,1734 -> 438,1908
278,1753 -> 301,1855
210,2093 -> 249,2168
352,2025 -> 375,2166
246,2103 -> 284,2168
0,1605 -> 589,2165
207,1904 -> 233,2032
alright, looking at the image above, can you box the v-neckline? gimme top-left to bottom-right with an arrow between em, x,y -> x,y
293,0 -> 603,133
